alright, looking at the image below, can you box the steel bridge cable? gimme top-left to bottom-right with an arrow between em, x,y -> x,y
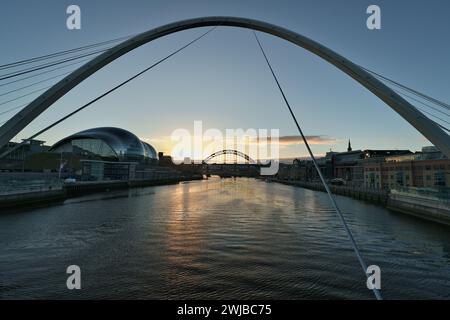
358,68 -> 450,131
393,89 -> 450,118
0,47 -> 113,81
415,106 -> 450,128
0,27 -> 217,159
0,71 -> 72,98
252,31 -> 383,300
0,58 -> 93,88
0,85 -> 54,107
0,47 -> 110,79
437,124 -> 450,133
0,103 -> 29,117
361,66 -> 450,111
385,88 -> 450,129
364,67 -> 450,111
0,34 -> 133,71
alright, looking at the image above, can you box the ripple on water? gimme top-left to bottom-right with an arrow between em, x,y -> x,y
0,178 -> 449,299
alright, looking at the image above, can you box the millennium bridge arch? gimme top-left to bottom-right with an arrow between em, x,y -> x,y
0,16 -> 449,156
203,149 -> 256,164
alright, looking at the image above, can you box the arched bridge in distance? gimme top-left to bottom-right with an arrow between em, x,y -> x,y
202,149 -> 256,164
0,16 -> 449,157
202,150 -> 260,178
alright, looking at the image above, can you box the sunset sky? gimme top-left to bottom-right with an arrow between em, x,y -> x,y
1,0 -> 449,160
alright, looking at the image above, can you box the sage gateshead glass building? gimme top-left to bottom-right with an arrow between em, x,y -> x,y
49,127 -> 160,181
49,127 -> 158,164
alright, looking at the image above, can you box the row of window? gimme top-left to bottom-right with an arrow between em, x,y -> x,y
379,164 -> 448,171
366,172 -> 446,187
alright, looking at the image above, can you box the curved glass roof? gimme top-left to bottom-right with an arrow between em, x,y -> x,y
142,141 -> 158,159
50,127 -> 158,162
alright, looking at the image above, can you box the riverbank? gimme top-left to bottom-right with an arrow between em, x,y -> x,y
3,175 -> 449,227
64,178 -> 181,197
0,173 -> 204,209
387,188 -> 450,226
0,188 -> 66,209
267,179 -> 388,204
268,178 -> 450,227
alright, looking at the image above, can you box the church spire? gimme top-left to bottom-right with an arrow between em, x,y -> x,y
347,139 -> 352,152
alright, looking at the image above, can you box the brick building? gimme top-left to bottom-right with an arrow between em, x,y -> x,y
363,147 -> 450,190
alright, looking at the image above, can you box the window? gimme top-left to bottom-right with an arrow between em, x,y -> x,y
396,172 -> 404,186
72,139 -> 116,159
435,171 -> 446,187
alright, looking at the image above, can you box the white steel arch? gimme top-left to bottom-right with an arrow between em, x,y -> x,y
0,16 -> 448,156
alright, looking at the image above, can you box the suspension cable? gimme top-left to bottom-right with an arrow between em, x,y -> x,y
0,34 -> 133,71
437,123 -> 450,133
0,103 -> 29,117
0,27 -> 216,159
253,31 -> 383,300
393,89 -> 450,118
0,47 -> 111,81
0,71 -> 72,98
362,66 -> 450,111
358,67 -> 450,131
415,106 -> 450,128
0,85 -> 53,107
0,58 -> 92,88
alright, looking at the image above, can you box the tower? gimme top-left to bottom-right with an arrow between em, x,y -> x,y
347,139 -> 352,152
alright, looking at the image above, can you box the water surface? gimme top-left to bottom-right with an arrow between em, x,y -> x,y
0,178 -> 449,299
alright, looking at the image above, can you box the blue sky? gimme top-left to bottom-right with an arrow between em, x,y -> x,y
0,0 -> 449,159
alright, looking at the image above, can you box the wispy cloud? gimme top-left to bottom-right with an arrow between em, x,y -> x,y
139,134 -> 340,157
280,135 -> 339,145
251,135 -> 339,146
